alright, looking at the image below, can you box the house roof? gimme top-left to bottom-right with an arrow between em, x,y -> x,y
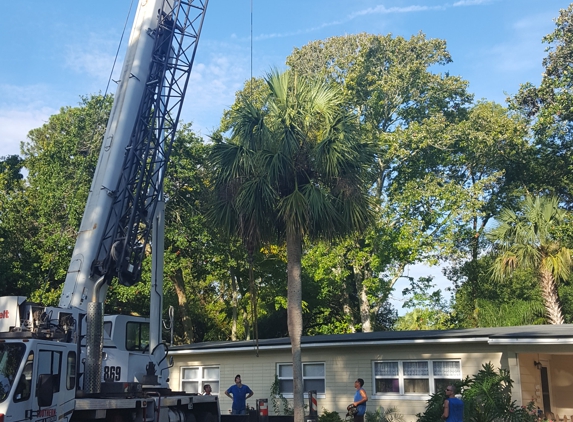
169,324 -> 573,354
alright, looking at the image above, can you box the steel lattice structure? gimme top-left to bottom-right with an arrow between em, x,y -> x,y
92,0 -> 209,286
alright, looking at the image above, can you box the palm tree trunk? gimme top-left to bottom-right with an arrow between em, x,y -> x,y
539,268 -> 564,324
170,268 -> 193,343
286,229 -> 304,422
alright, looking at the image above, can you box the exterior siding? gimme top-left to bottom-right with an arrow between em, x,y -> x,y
169,328 -> 573,422
171,342 -> 503,421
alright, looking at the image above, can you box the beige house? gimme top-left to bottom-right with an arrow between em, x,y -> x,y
168,326 -> 573,421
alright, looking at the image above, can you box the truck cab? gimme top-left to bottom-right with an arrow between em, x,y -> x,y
0,339 -> 76,422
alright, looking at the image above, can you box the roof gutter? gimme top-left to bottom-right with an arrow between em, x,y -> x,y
488,338 -> 573,345
168,336 -> 492,355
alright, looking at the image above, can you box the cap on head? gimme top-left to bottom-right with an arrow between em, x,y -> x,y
235,374 -> 241,382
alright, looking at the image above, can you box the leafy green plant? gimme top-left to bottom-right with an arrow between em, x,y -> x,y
416,363 -> 537,422
270,375 -> 293,415
319,408 -> 343,422
415,377 -> 470,422
365,406 -> 405,422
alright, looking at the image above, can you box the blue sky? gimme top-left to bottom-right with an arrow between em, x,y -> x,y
0,0 -> 568,159
0,0 -> 569,311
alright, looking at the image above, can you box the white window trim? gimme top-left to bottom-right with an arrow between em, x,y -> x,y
180,365 -> 220,395
371,360 -> 461,400
276,362 -> 326,399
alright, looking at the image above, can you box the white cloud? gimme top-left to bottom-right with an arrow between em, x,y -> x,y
0,107 -> 55,157
254,3 -> 443,41
64,33 -> 124,83
179,42 -> 251,136
0,83 -> 59,156
349,4 -> 441,19
453,0 -> 494,6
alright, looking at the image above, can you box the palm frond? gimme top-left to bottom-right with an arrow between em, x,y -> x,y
278,189 -> 309,236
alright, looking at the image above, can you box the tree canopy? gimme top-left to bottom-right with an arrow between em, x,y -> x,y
1,4 -> 573,355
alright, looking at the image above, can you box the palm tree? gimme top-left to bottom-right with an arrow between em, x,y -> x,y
210,69 -> 373,421
486,195 -> 572,324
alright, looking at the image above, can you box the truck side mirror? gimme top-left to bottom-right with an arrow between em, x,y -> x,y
37,374 -> 54,407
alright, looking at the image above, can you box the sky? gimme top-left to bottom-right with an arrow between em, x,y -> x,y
0,0 -> 570,311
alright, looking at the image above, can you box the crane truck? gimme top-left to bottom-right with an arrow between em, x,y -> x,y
0,1 -> 219,421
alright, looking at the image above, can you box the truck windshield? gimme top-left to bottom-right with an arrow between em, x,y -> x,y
0,343 -> 26,402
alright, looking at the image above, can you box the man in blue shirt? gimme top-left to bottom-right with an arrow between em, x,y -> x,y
225,374 -> 254,415
352,378 -> 368,422
442,385 -> 463,422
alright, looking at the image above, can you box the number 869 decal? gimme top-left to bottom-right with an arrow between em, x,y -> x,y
104,366 -> 122,381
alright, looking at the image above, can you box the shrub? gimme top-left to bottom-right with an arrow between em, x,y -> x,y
319,409 -> 343,422
365,407 -> 405,422
416,362 -> 538,422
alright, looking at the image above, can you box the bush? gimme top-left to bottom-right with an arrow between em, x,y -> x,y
319,409 -> 343,422
416,362 -> 538,422
365,407 -> 405,422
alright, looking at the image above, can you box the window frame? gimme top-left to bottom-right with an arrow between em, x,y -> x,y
125,322 -> 150,352
180,365 -> 220,395
276,362 -> 326,399
372,359 -> 461,399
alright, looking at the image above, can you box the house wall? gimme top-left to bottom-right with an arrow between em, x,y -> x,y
170,342 -> 503,422
518,349 -> 573,417
548,354 -> 573,416
518,353 -> 540,407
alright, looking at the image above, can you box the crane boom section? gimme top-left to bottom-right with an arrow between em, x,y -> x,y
59,0 -> 209,311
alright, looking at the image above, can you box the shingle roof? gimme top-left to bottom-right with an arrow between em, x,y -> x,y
169,324 -> 573,354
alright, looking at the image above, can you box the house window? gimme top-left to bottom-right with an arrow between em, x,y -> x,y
181,366 -> 220,394
276,363 -> 325,396
373,360 -> 461,396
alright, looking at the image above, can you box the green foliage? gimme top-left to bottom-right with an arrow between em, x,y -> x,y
270,375 -> 293,415
3,10 -> 573,337
365,407 -> 405,422
0,95 -> 112,300
287,33 -> 531,332
449,254 -> 545,328
463,363 -> 536,422
416,363 -> 536,422
472,299 -> 545,327
511,4 -> 573,206
487,195 -> 572,324
212,68 -> 375,419
318,409 -> 343,422
395,276 -> 453,331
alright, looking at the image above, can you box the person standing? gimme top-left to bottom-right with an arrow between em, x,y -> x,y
442,385 -> 463,421
352,378 -> 368,422
225,374 -> 253,415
